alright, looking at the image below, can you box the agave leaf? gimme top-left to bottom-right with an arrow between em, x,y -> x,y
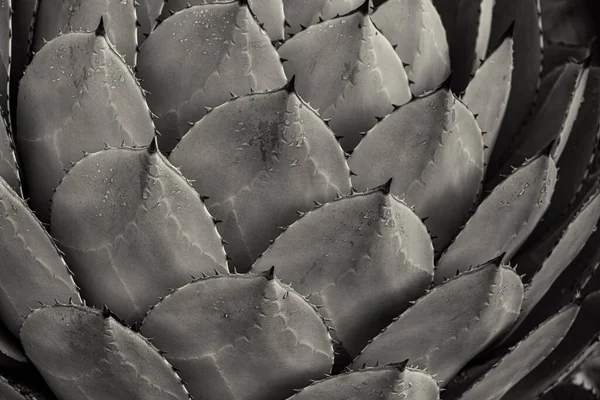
16,25 -> 155,223
349,86 -> 483,252
528,66 -> 600,237
434,151 -> 557,283
252,185 -> 434,356
169,84 -> 351,272
20,304 -> 191,400
0,323 -> 26,366
548,339 -> 600,398
352,258 -> 524,386
541,0 -> 596,46
32,0 -> 137,66
486,0 -> 543,173
0,0 -> 10,117
511,186 -> 600,331
0,376 -> 28,400
457,304 -> 578,400
503,290 -> 600,399
501,61 -> 589,174
462,28 -> 513,167
159,0 -> 285,40
282,0 -> 364,36
140,272 -> 334,400
135,0 -> 165,44
0,176 -> 81,336
0,115 -> 20,193
8,0 -> 36,128
543,41 -> 591,76
540,382 -> 599,400
371,0 -> 450,96
50,142 -> 228,324
286,363 -> 440,400
137,2 -> 286,153
437,0 -> 495,94
278,6 -> 411,150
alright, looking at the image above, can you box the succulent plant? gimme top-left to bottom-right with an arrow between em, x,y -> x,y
0,0 -> 599,399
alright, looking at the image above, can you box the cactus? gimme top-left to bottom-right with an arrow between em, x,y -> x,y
0,0 -> 599,399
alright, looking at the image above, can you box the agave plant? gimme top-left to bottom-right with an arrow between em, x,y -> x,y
0,0 -> 599,399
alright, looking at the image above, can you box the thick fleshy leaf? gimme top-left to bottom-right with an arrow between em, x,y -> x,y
20,305 -> 191,400
282,0 -> 364,36
528,66 -> 600,236
540,383 -> 599,400
352,259 -> 523,386
371,0 -> 450,96
159,0 -> 285,40
137,2 -> 286,153
278,7 -> 411,150
543,41 -> 590,76
32,0 -> 137,66
0,0 -> 10,117
16,27 -> 155,223
349,87 -> 483,251
512,185 -> 600,329
0,323 -> 26,365
462,29 -> 513,166
435,151 -> 557,283
0,116 -> 20,193
252,186 -> 434,356
0,376 -> 27,400
140,272 -> 334,400
486,0 -> 543,173
8,0 -> 36,127
458,304 -> 578,400
286,363 -> 440,400
501,61 -> 589,173
136,0 -> 164,44
504,290 -> 600,399
51,143 -> 228,324
441,0 -> 495,93
169,85 -> 351,272
0,176 -> 81,336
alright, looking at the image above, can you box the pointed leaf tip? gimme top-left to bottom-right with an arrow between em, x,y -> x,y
285,75 -> 296,93
148,136 -> 159,154
390,359 -> 410,371
95,16 -> 106,37
379,177 -> 393,194
485,252 -> 507,267
357,0 -> 371,15
263,266 -> 276,281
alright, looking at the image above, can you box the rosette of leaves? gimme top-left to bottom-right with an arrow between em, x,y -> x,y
0,0 -> 599,399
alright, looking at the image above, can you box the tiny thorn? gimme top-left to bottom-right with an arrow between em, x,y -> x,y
95,16 -> 106,37
263,266 -> 275,280
148,136 -> 159,154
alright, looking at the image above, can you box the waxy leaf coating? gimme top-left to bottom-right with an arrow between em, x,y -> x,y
286,363 -> 440,400
140,273 -> 334,400
486,0 -> 543,172
17,29 -> 155,222
282,0 -> 364,36
371,0 -> 450,96
0,117 -> 20,193
349,87 -> 484,251
33,0 -> 138,66
462,31 -> 513,167
169,86 -> 351,272
435,152 -> 557,283
137,2 -> 286,153
159,0 -> 285,41
51,144 -> 228,324
0,176 -> 81,336
504,290 -> 600,399
458,304 -> 578,400
253,187 -> 435,356
0,323 -> 26,365
514,186 -> 600,328
20,305 -> 191,400
353,259 -> 524,386
278,8 -> 412,150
